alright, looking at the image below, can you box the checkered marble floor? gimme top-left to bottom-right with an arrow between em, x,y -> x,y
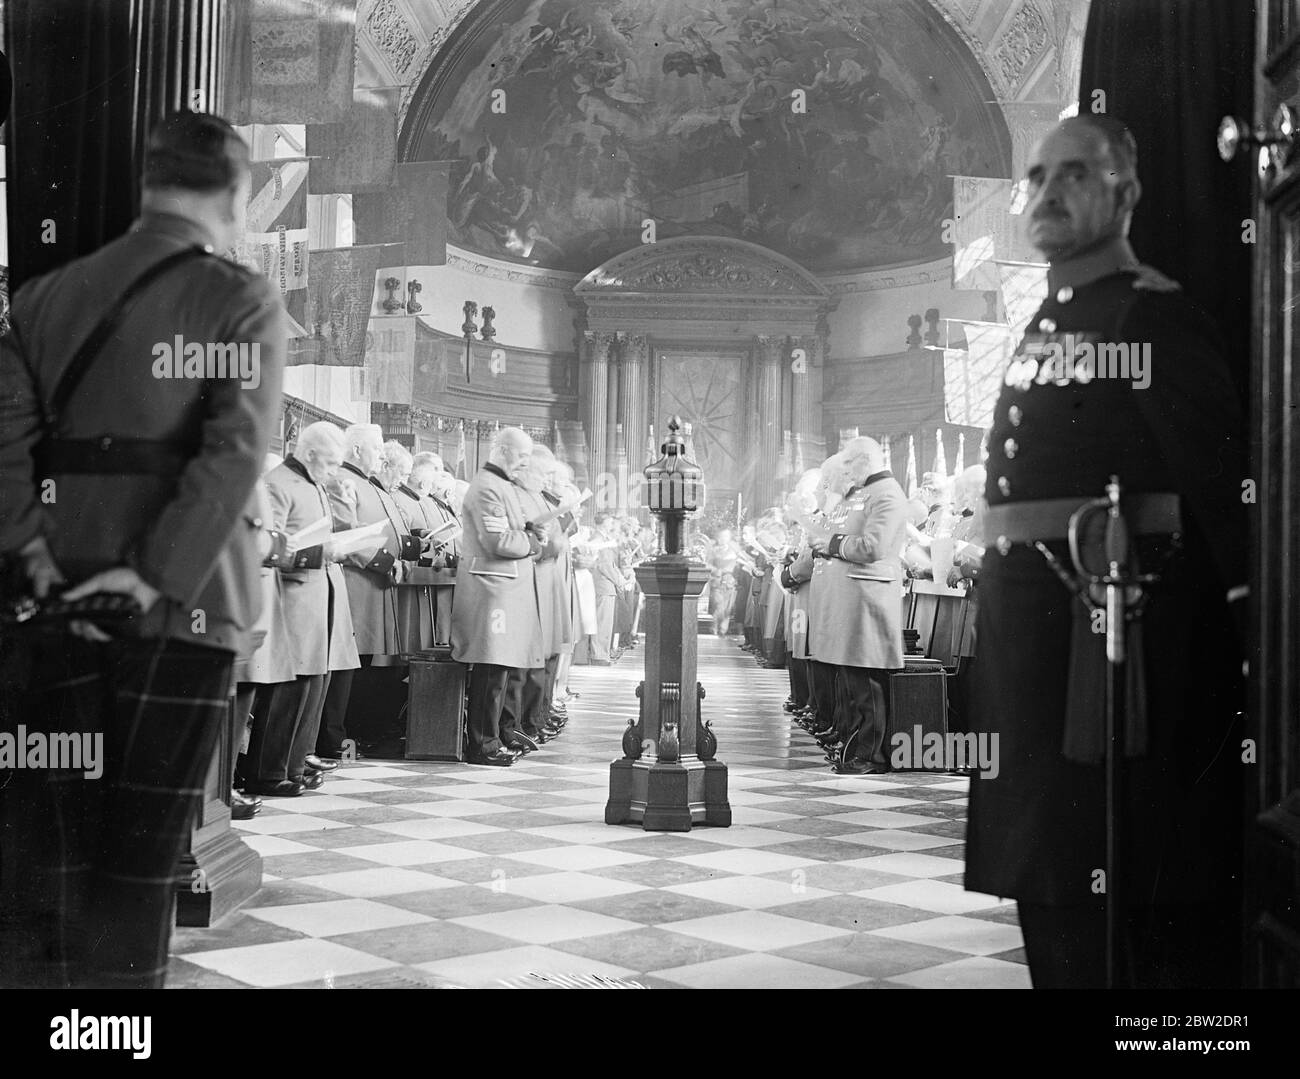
170,637 -> 1027,989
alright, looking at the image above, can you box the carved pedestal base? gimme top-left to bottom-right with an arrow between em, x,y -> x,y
606,553 -> 730,831
176,698 -> 262,927
606,756 -> 731,831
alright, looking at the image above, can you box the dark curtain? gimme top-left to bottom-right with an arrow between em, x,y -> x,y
4,0 -> 136,290
1078,0 -> 1256,399
3,0 -> 233,291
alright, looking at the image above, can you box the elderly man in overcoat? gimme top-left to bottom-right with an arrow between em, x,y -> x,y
263,421 -> 358,784
805,437 -> 908,775
451,427 -> 547,766
317,423 -> 418,755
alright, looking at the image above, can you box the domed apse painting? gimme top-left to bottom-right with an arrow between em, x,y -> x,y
406,0 -> 1010,274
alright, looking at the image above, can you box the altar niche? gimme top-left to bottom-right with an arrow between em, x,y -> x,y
572,236 -> 835,514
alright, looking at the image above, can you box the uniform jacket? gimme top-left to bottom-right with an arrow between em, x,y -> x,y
264,457 -> 359,676
802,472 -> 908,669
519,486 -> 574,657
450,463 -> 545,669
243,478 -> 296,684
784,531 -> 815,660
414,490 -> 460,588
0,212 -> 286,655
592,540 -> 622,598
966,255 -> 1247,905
391,482 -> 435,652
326,461 -> 413,656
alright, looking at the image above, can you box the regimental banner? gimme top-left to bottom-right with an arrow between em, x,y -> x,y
944,322 -> 1017,429
234,159 -> 310,327
306,89 -> 399,193
295,244 -> 402,367
353,161 -> 451,265
952,176 -> 1040,290
367,316 -> 416,403
227,0 -> 358,124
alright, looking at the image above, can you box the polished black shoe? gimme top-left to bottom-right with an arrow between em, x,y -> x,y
504,731 -> 540,753
833,758 -> 890,775
305,754 -> 339,771
466,748 -> 515,767
294,771 -> 326,790
782,699 -> 799,713
231,790 -> 262,820
535,728 -> 555,744
243,779 -> 303,797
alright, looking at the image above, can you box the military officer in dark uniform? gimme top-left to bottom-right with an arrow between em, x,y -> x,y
963,115 -> 1249,988
0,112 -> 286,987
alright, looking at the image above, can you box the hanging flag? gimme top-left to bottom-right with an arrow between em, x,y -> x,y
996,261 -> 1051,340
306,89 -> 399,193
454,424 -> 468,480
367,316 -> 416,403
294,243 -> 400,366
933,428 -> 948,478
951,176 -> 1006,291
227,0 -> 358,124
232,158 -> 310,328
952,176 -> 1042,291
905,435 -> 918,499
353,161 -> 451,264
944,321 -> 1015,430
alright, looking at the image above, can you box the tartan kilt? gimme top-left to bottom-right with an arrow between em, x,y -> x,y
0,632 -> 232,988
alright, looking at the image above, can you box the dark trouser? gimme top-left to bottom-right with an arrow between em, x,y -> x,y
808,660 -> 837,733
317,658 -> 367,759
788,657 -> 810,709
432,586 -> 454,646
539,654 -> 561,724
466,663 -> 509,756
509,655 -> 556,738
503,666 -> 544,739
288,672 -> 329,779
231,683 -> 256,787
1015,901 -> 1242,988
0,636 -> 231,989
245,677 -> 311,783
839,665 -> 891,765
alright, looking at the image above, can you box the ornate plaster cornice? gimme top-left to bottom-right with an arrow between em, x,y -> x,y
816,258 -> 954,295
444,246 -> 582,291
576,237 -> 829,300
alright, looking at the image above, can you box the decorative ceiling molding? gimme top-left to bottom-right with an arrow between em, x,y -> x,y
397,0 -> 478,127
817,258 -> 954,295
992,2 -> 1052,96
926,0 -> 1008,97
362,0 -> 423,81
444,246 -> 581,291
576,238 -> 830,300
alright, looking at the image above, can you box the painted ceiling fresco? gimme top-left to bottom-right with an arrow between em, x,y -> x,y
411,0 -> 1009,273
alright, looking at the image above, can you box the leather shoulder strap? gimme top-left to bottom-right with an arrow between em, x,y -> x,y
48,246 -> 210,427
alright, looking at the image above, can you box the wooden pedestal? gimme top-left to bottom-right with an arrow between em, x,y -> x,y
176,698 -> 262,927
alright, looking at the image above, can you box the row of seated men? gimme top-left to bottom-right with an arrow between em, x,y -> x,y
228,422 -> 583,817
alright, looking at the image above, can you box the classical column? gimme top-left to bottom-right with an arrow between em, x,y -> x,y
605,349 -> 622,485
619,334 -> 648,511
790,334 -> 822,475
580,330 -> 614,490
754,335 -> 785,511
